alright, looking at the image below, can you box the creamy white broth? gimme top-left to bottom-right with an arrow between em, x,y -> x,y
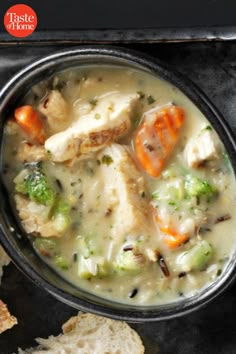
3,65 -> 236,305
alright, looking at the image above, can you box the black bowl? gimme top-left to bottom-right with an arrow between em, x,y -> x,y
0,46 -> 236,322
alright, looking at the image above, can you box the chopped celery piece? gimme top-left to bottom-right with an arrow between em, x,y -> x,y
76,237 -> 90,258
34,238 -> 56,252
34,238 -> 57,257
155,178 -> 185,203
54,255 -> 70,270
78,256 -> 98,279
97,261 -> 111,277
184,174 -> 217,200
115,250 -> 146,273
54,200 -> 70,215
78,256 -> 111,279
53,213 -> 70,233
176,240 -> 213,272
52,200 -> 71,233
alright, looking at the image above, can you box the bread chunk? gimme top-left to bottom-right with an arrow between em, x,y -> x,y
18,312 -> 145,354
0,300 -> 17,334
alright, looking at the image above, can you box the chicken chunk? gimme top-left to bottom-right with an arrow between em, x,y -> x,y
38,90 -> 70,133
5,120 -> 20,136
184,128 -> 220,168
15,194 -> 64,238
97,144 -> 151,243
44,93 -> 139,162
16,142 -> 46,162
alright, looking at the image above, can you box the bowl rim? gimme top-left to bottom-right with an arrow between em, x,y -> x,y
0,45 -> 236,322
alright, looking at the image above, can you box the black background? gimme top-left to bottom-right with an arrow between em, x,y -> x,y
0,0 -> 236,31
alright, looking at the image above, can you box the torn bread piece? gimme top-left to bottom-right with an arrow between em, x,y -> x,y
0,246 -> 10,284
18,312 -> 145,354
0,247 -> 16,334
0,300 -> 17,334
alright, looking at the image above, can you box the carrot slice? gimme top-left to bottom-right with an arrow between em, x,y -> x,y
14,105 -> 45,144
135,127 -> 164,177
134,104 -> 184,177
154,214 -> 188,249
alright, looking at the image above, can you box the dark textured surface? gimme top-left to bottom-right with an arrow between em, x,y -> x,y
0,42 -> 236,353
1,0 -> 236,30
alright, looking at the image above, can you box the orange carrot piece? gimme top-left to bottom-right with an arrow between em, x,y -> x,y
135,128 -> 163,177
14,105 -> 45,144
134,104 -> 184,177
154,214 -> 188,249
163,232 -> 188,249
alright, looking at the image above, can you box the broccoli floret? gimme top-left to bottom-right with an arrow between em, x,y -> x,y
24,170 -> 55,205
184,174 -> 217,201
15,167 -> 55,206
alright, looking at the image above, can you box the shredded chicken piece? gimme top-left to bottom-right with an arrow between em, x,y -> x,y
5,120 -> 20,135
45,93 -> 139,162
0,246 -> 10,285
16,142 -> 46,162
97,144 -> 151,243
38,90 -> 70,133
15,195 -> 63,238
184,129 -> 220,168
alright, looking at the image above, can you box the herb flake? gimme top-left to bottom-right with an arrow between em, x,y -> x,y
101,155 -> 113,166
89,98 -> 98,106
147,95 -> 155,105
94,113 -> 101,119
137,91 -> 145,99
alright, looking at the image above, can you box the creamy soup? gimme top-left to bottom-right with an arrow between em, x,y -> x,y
3,65 -> 236,305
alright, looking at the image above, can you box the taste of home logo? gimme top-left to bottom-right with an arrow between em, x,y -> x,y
4,4 -> 37,38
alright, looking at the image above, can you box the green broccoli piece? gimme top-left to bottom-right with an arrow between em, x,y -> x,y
184,174 -> 217,201
24,169 -> 55,205
54,255 -> 70,270
15,167 -> 55,206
